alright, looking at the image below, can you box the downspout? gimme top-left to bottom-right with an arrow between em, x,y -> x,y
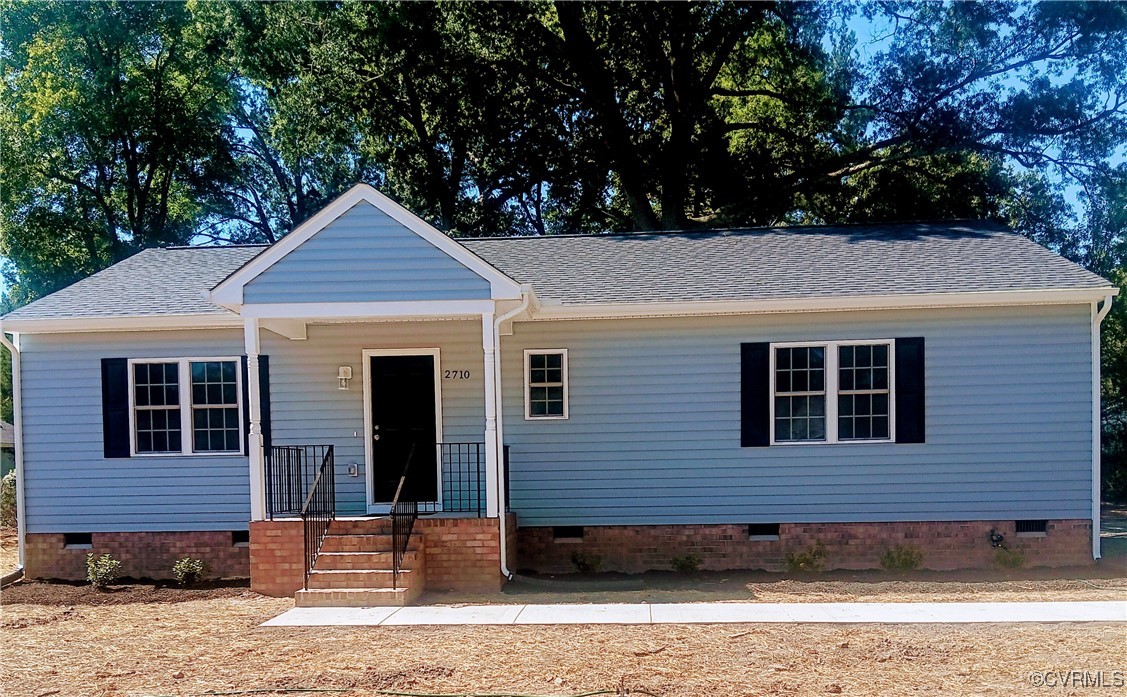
0,325 -> 25,576
1092,294 -> 1114,560
493,286 -> 531,581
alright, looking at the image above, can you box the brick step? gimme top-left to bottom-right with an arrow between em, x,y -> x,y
295,586 -> 421,608
319,533 -> 421,553
329,518 -> 393,535
306,568 -> 416,590
314,550 -> 420,571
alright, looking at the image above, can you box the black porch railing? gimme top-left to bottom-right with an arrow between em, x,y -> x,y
265,444 -> 334,519
390,445 -> 417,590
300,446 -> 335,590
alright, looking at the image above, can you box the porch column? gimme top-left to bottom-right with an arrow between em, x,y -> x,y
482,312 -> 500,517
245,318 -> 267,521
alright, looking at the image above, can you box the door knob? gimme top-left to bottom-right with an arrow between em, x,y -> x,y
373,434 -> 381,441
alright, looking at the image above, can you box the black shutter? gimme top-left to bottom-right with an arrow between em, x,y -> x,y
100,358 -> 130,458
259,355 -> 272,452
741,342 -> 771,447
895,338 -> 925,443
240,355 -> 271,455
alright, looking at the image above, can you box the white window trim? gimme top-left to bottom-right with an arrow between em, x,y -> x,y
769,340 -> 895,445
127,357 -> 244,457
524,349 -> 569,420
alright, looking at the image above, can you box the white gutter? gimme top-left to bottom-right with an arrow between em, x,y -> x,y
492,287 -> 532,581
1092,294 -> 1114,560
0,325 -> 25,574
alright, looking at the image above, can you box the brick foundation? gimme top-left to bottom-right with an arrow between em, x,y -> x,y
25,531 -> 249,581
249,519 -> 305,597
515,519 -> 1093,574
416,514 -> 513,593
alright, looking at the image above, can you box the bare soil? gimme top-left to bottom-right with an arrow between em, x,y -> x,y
1,526 -> 17,577
2,579 -> 1125,697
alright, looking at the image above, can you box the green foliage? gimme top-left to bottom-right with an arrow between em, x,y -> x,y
85,553 -> 123,588
785,541 -> 827,574
0,472 -> 16,528
993,547 -> 1025,570
172,557 -> 209,586
569,550 -> 602,575
880,545 -> 924,574
670,555 -> 702,573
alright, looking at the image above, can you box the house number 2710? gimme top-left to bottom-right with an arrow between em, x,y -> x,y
444,370 -> 471,380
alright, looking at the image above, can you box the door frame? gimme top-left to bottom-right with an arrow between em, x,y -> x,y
362,348 -> 444,513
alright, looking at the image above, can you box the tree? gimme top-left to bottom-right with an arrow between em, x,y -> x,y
0,0 -> 239,303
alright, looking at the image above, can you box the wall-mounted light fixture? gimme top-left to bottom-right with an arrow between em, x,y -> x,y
337,366 -> 353,390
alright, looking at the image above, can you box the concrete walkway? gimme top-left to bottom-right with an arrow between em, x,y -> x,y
262,600 -> 1127,627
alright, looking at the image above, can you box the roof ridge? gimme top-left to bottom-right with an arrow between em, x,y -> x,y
457,218 -> 1003,242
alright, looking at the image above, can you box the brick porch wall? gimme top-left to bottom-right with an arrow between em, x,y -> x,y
24,531 -> 249,581
417,514 -> 514,593
515,519 -> 1093,574
249,519 -> 305,597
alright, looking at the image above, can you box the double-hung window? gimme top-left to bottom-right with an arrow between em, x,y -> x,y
525,349 -> 568,419
771,341 -> 893,444
130,358 -> 243,455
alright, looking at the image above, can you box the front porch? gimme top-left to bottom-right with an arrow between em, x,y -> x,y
252,441 -> 512,604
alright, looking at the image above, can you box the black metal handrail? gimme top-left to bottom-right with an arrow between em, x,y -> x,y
300,445 -> 335,590
389,444 -> 417,590
266,444 -> 333,519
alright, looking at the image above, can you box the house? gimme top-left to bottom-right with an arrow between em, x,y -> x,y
0,421 -> 13,477
0,183 -> 1117,604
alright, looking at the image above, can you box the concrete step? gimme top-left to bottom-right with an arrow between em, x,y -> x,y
295,586 -> 421,608
314,550 -> 420,571
319,533 -> 421,553
306,568 -> 416,590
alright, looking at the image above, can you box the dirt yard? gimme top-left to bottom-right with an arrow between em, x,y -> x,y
2,579 -> 1124,697
0,527 -> 17,577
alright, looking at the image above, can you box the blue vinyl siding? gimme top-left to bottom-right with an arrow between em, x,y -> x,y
500,305 -> 1094,526
243,202 -> 491,303
20,330 -> 250,532
261,320 -> 486,515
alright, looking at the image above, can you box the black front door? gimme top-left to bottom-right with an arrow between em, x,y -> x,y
370,354 -> 438,503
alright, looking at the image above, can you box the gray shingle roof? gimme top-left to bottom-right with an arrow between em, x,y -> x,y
1,221 -> 1113,322
462,221 -> 1113,305
2,246 -> 266,320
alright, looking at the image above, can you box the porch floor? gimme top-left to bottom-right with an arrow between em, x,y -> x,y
262,600 -> 1127,627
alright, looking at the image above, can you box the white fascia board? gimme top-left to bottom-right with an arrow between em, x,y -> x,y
239,299 -> 496,320
209,183 -> 522,305
0,313 -> 244,334
527,287 -> 1120,321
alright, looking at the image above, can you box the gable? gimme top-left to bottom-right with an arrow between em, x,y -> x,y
242,201 -> 493,304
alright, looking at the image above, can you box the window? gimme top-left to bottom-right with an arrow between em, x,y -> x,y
771,341 -> 894,444
525,349 -> 568,419
129,358 -> 243,456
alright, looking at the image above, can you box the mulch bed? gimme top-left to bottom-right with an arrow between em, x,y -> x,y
1,578 -> 251,607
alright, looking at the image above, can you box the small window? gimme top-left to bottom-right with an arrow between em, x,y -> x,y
747,523 -> 781,539
129,358 -> 242,456
1016,520 -> 1048,536
63,532 -> 92,548
191,361 -> 241,453
133,362 -> 182,454
771,340 -> 894,444
774,346 -> 826,442
525,350 -> 568,419
553,526 -> 584,540
231,530 -> 250,546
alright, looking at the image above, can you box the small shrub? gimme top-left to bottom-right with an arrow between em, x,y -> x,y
172,557 -> 209,586
785,541 -> 827,573
86,553 -> 122,588
569,550 -> 602,574
880,544 -> 924,573
671,554 -> 702,572
0,471 -> 15,528
993,547 -> 1024,569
